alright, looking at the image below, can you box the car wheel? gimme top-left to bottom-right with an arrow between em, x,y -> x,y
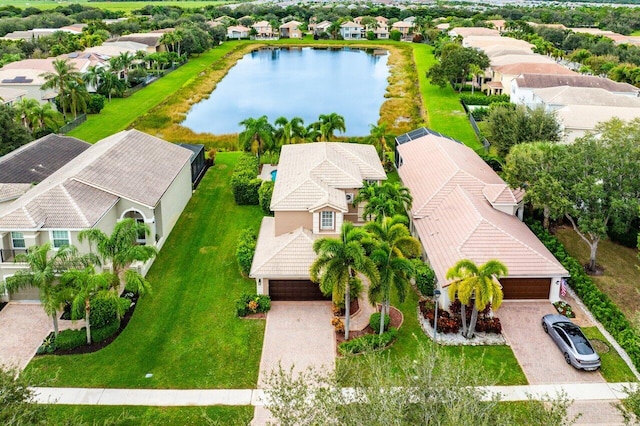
542,322 -> 548,333
564,353 -> 571,365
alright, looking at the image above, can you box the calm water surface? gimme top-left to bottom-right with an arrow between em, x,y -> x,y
181,47 -> 389,136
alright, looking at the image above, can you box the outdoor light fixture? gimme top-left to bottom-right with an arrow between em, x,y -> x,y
433,289 -> 441,342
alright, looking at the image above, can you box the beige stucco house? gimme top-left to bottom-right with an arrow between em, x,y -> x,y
279,21 -> 303,39
250,143 -> 386,300
252,21 -> 274,39
0,130 -> 193,301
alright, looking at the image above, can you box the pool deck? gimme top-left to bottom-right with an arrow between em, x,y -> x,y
258,164 -> 277,181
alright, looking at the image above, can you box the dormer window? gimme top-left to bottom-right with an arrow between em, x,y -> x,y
320,211 -> 335,230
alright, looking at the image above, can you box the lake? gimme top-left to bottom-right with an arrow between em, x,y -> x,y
181,47 -> 390,136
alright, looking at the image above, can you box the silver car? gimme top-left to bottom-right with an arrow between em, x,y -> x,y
542,314 -> 601,371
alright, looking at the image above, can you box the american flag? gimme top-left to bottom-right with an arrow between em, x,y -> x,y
560,279 -> 568,297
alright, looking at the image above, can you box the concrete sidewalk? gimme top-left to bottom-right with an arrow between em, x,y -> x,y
32,382 -> 637,406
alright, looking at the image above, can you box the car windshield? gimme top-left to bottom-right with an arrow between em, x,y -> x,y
557,322 -> 595,355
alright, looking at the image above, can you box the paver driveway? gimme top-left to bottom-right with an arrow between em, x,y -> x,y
0,303 -> 54,370
499,301 -> 604,385
257,301 -> 335,386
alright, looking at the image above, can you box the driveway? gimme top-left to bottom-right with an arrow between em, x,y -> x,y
499,301 -> 604,385
0,303 -> 54,370
257,301 -> 335,386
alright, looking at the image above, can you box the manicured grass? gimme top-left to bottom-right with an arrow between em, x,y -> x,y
25,153 -> 265,388
68,42 -> 243,143
582,326 -> 636,382
0,1 -> 230,13
554,227 -> 640,321
411,43 -> 482,151
43,405 -> 252,426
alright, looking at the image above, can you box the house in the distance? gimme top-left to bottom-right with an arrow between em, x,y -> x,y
395,128 -> 568,309
252,21 -> 274,39
250,143 -> 386,300
227,25 -> 250,40
0,130 -> 193,301
279,20 -> 303,39
340,21 -> 364,40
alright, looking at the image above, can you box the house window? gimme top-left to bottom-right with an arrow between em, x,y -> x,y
51,230 -> 70,249
135,218 -> 146,245
320,211 -> 334,230
11,232 -> 25,249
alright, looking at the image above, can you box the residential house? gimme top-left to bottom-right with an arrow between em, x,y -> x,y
487,19 -> 506,32
530,86 -> 640,112
313,20 -> 332,37
112,31 -> 167,54
490,54 -> 555,68
250,143 -> 386,300
227,25 -> 250,40
511,74 -> 640,106
0,130 -> 193,301
485,62 -> 576,95
391,21 -> 413,40
340,21 -> 364,40
556,105 -> 640,142
463,36 -> 533,52
84,41 -> 148,58
395,128 -> 568,309
0,87 -> 27,106
449,27 -> 500,38
279,20 -> 303,39
178,143 -> 208,188
252,21 -> 274,39
1,27 -> 83,41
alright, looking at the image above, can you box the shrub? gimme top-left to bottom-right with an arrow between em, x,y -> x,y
412,259 -> 435,296
89,296 -> 118,329
231,154 -> 260,205
338,328 -> 398,355
54,329 -> 87,351
92,320 -> 121,343
459,93 -> 510,106
36,333 -> 56,354
553,300 -> 575,318
331,316 -> 345,333
87,94 -> 106,114
369,312 -> 391,334
471,107 -> 490,121
235,293 -> 271,317
236,228 -> 257,277
390,30 -> 402,41
259,180 -> 274,215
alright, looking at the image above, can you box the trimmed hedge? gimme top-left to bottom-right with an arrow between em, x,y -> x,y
412,259 -> 435,296
236,228 -> 257,277
369,312 -> 391,334
231,154 -> 261,205
338,328 -> 398,355
54,320 -> 121,351
460,93 -> 510,106
235,293 -> 271,317
528,219 -> 640,370
259,180 -> 274,215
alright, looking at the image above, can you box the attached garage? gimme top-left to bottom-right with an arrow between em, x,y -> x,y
268,280 -> 330,301
500,278 -> 551,300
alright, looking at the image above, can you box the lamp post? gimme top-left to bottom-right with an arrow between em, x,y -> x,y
433,289 -> 441,342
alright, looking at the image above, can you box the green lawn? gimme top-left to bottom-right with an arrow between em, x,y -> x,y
25,153 -> 266,389
411,43 -> 482,151
0,0 -> 230,12
582,326 -> 636,382
68,42 -> 243,143
42,405 -> 252,426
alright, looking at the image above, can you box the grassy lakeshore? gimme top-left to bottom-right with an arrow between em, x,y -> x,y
0,0 -> 230,13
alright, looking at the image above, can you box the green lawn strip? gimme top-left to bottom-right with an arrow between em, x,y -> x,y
42,405 -> 252,426
68,43 -> 243,143
25,153 -> 265,389
411,43 -> 482,151
442,345 -> 527,386
581,326 -> 636,382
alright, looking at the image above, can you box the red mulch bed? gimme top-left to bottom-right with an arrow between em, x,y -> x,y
334,298 -> 359,317
335,305 -> 403,347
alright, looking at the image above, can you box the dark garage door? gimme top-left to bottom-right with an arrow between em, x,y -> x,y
269,280 -> 330,301
500,278 -> 551,299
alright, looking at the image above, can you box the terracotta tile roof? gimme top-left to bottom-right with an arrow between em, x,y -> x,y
491,54 -> 554,67
396,132 -> 567,286
494,62 -> 576,76
270,143 -> 386,212
514,74 -> 639,93
280,20 -> 302,29
464,36 -> 533,50
250,217 -> 319,278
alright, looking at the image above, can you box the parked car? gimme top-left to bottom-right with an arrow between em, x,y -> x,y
541,314 -> 601,371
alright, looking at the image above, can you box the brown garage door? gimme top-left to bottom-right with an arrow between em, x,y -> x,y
500,278 -> 551,299
269,280 -> 330,301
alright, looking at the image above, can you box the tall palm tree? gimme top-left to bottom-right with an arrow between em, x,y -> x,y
2,243 -> 93,337
310,222 -> 379,340
366,215 -> 421,334
445,259 -> 507,339
116,51 -> 135,83
98,71 -> 125,101
62,265 -> 120,344
369,122 -> 391,161
13,97 -> 40,131
318,113 -> 346,141
354,181 -> 413,222
65,80 -> 91,118
468,63 -> 485,95
303,122 -> 322,142
274,116 -> 305,145
238,115 -> 275,158
78,218 -> 156,294
82,65 -> 105,93
40,58 -> 82,118
31,103 -> 63,132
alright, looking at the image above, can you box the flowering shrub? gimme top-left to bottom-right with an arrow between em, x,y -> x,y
553,301 -> 575,318
235,294 -> 271,317
331,317 -> 345,333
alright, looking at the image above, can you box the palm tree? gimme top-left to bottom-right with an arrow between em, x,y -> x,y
445,259 -> 507,339
62,265 -> 120,344
238,116 -> 275,158
354,181 -> 413,222
40,58 -> 83,118
116,51 -> 135,83
310,222 -> 378,340
468,63 -> 485,95
318,113 -> 346,141
303,122 -> 322,142
82,65 -> 105,92
78,218 -> 156,294
369,122 -> 390,161
274,116 -> 305,145
366,215 -> 421,334
31,103 -> 63,132
65,80 -> 91,118
2,243 -> 92,337
13,97 -> 39,131
98,71 -> 125,101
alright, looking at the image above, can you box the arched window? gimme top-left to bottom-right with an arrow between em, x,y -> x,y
123,210 -> 147,245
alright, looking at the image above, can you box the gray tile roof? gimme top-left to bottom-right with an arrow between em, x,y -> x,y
515,74 -> 639,93
0,134 -> 90,184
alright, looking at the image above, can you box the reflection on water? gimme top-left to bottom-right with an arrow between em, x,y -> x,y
181,47 -> 390,136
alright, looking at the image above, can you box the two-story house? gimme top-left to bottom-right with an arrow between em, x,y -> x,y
0,130 -> 193,301
251,21 -> 274,39
340,21 -> 364,40
250,143 -> 386,300
279,21 -> 303,39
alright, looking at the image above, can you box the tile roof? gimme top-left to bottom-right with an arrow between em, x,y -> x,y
0,134 -> 90,184
396,132 -> 567,286
280,20 -> 303,29
0,87 -> 27,103
494,62 -> 576,76
514,74 -> 639,93
533,86 -> 640,107
490,54 -> 554,67
0,183 -> 31,203
450,27 -> 500,37
250,217 -> 319,278
464,36 -> 533,50
556,105 -> 640,130
270,143 -> 386,212
113,33 -> 163,47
